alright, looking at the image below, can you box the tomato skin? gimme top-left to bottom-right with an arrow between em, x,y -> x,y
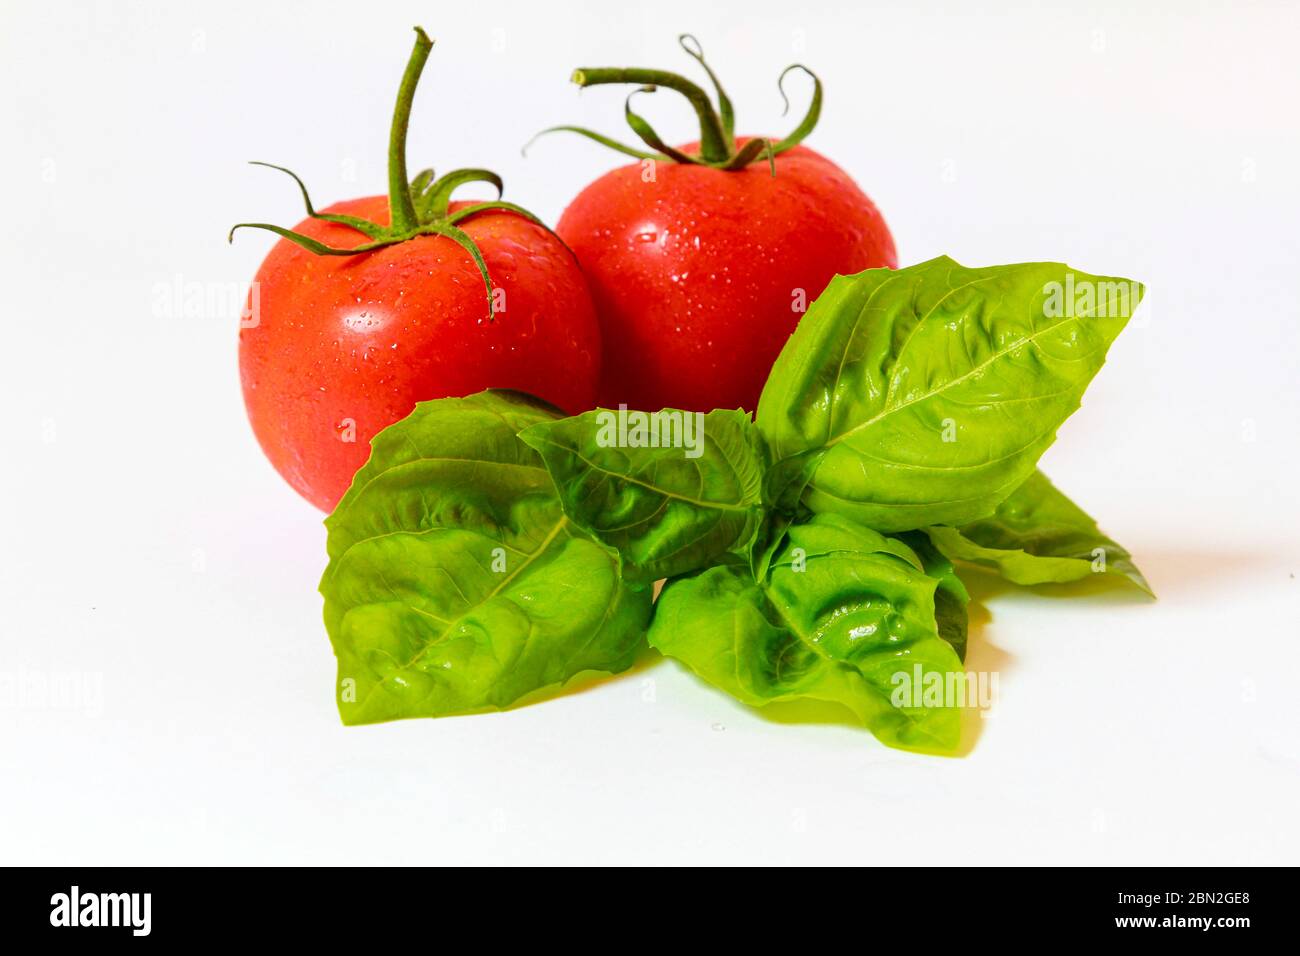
239,196 -> 601,512
557,140 -> 896,413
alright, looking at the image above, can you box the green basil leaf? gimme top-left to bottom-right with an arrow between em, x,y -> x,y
926,470 -> 1153,595
748,509 -> 793,583
896,531 -> 970,661
321,390 -> 652,725
519,407 -> 766,584
324,389 -> 562,569
648,513 -> 967,752
757,256 -> 1143,531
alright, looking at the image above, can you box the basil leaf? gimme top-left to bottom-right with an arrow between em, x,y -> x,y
321,390 -> 652,725
896,531 -> 970,661
748,509 -> 793,583
519,408 -> 766,584
757,256 -> 1142,531
648,513 -> 966,752
926,470 -> 1153,595
324,389 -> 562,568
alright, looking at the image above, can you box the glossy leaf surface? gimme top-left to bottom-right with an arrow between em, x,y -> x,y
649,513 -> 966,751
321,391 -> 651,724
926,470 -> 1152,595
757,256 -> 1142,530
520,408 -> 766,583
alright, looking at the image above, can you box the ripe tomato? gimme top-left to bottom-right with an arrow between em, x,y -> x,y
558,140 -> 894,413
239,197 -> 599,511
541,37 -> 895,413
234,29 -> 600,512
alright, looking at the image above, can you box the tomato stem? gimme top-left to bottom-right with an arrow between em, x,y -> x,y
530,38 -> 824,172
387,27 -> 431,232
769,65 -> 822,154
573,67 -> 730,162
678,34 -> 735,142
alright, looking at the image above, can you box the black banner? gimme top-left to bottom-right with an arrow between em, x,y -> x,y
4,867 -> 1287,941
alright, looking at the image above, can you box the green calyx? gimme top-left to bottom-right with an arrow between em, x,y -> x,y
524,34 -> 822,173
229,27 -> 552,320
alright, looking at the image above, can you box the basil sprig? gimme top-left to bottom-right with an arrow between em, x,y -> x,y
320,257 -> 1149,751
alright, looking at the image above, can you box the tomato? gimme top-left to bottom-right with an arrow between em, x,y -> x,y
541,38 -> 896,413
234,29 -> 600,511
558,140 -> 894,412
239,197 -> 599,511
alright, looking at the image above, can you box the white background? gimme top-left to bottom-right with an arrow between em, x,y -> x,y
2,0 -> 1297,865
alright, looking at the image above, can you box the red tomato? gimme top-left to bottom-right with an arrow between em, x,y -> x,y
558,139 -> 894,412
239,197 -> 600,511
540,38 -> 896,412
234,28 -> 601,511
